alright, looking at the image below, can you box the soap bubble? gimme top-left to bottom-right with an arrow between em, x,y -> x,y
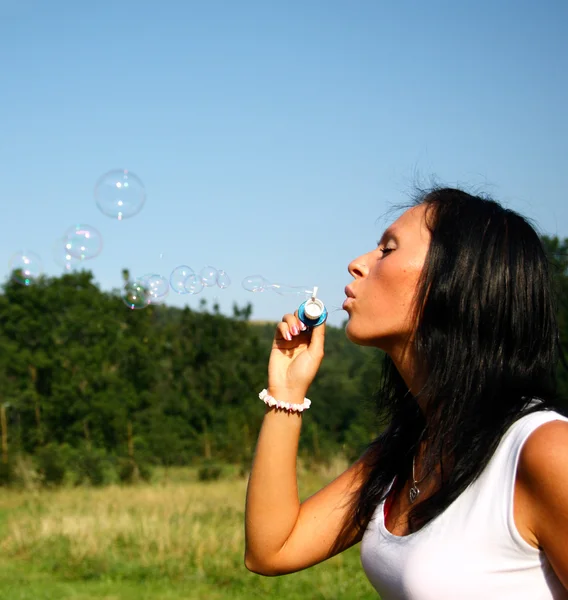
52,238 -> 82,272
122,281 -> 150,310
217,269 -> 231,289
170,265 -> 195,295
9,251 -> 42,286
95,169 -> 146,220
270,283 -> 314,296
138,273 -> 169,304
242,275 -> 270,292
185,274 -> 204,295
242,275 -> 315,296
242,275 -> 317,301
64,224 -> 103,260
199,266 -> 218,287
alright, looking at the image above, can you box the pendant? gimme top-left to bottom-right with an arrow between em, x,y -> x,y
409,485 -> 420,504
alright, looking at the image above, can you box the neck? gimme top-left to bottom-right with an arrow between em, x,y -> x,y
389,343 -> 428,409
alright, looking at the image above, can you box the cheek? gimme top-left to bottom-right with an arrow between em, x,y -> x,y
362,262 -> 422,311
397,269 -> 424,321
377,268 -> 421,317
371,267 -> 410,302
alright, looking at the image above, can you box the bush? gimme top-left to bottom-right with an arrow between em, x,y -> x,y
35,443 -> 72,486
73,445 -> 117,486
117,457 -> 153,484
0,460 -> 15,486
197,460 -> 223,482
12,454 -> 42,489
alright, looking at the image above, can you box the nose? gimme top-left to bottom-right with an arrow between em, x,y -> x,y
348,254 -> 369,278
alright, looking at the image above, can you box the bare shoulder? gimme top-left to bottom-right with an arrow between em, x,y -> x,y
518,418 -> 568,589
519,418 -> 568,479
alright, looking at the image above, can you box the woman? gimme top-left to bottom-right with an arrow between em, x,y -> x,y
244,187 -> 568,598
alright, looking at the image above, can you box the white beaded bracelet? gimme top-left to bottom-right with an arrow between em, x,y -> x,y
259,389 -> 311,413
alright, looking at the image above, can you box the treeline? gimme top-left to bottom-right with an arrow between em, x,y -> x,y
0,236 -> 567,487
0,269 -> 379,485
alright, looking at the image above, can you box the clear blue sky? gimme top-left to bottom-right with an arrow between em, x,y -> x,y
1,0 -> 566,326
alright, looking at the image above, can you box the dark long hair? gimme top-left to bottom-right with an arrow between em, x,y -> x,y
347,187 -> 561,538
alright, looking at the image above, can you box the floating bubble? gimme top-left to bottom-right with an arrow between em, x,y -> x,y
199,266 -> 218,287
9,251 -> 43,286
170,265 -> 195,295
217,269 -> 231,289
122,281 -> 150,310
242,275 -> 270,292
52,238 -> 82,272
242,275 -> 314,297
95,169 -> 146,220
138,273 -> 169,304
64,224 -> 103,260
184,274 -> 204,295
270,283 -> 314,296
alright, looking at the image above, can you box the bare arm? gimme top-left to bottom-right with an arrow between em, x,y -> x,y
244,314 -> 366,575
517,420 -> 568,590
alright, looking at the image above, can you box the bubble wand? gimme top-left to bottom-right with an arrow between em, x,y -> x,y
298,286 -> 327,328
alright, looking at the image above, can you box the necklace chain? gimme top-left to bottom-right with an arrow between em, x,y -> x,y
409,455 -> 428,504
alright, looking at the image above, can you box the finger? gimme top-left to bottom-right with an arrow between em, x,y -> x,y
282,313 -> 304,337
307,319 -> 326,356
276,313 -> 302,342
276,321 -> 293,342
290,310 -> 309,333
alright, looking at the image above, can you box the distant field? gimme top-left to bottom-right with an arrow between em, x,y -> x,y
0,463 -> 377,600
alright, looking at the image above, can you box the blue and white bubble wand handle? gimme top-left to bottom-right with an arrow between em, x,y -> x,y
298,286 -> 327,327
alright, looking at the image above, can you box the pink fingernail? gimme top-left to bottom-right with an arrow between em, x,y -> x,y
299,322 -> 307,331
285,332 -> 292,341
291,326 -> 299,335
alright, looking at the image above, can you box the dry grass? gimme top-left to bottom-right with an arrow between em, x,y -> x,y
1,478 -> 247,572
0,462 -> 376,599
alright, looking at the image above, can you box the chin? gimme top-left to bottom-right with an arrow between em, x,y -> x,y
345,319 -> 393,349
344,321 -> 377,347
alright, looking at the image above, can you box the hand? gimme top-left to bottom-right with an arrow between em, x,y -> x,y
268,312 -> 326,401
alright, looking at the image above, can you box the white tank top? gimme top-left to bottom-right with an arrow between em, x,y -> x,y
360,410 -> 568,599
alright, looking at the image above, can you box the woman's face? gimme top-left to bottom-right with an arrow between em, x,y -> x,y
343,204 -> 431,352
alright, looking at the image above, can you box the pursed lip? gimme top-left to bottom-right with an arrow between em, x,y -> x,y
343,286 -> 355,310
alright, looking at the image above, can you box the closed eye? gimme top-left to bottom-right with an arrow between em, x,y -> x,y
379,247 -> 394,256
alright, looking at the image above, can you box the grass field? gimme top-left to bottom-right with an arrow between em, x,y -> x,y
0,461 -> 378,599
